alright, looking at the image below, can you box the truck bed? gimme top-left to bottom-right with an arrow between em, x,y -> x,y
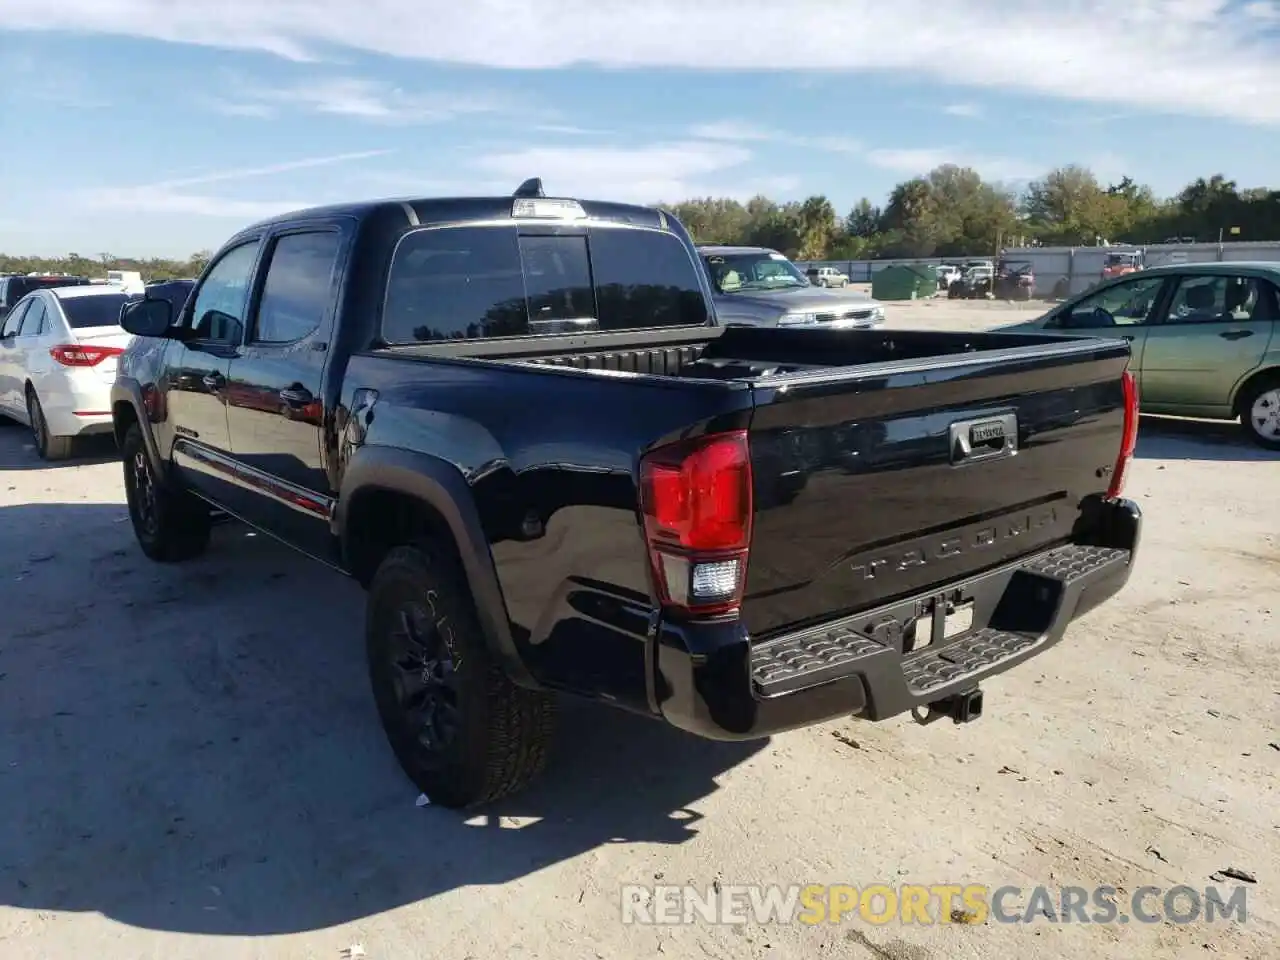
372,326 -> 1131,643
382,325 -> 1079,382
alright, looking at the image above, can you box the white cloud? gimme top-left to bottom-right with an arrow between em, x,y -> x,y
211,76 -> 507,123
83,191 -> 310,219
691,121 -> 862,155
1242,1 -> 1280,22
807,136 -> 863,155
1,1 -> 1278,125
943,103 -> 983,119
474,141 -> 756,202
532,124 -> 603,136
77,150 -> 391,218
692,121 -> 780,142
865,147 -> 1039,182
205,100 -> 277,118
142,150 -> 393,190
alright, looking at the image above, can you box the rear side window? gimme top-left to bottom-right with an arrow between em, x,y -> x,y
1,299 -> 28,335
253,231 -> 341,343
58,293 -> 132,329
19,299 -> 46,335
589,228 -> 709,330
383,223 -> 709,343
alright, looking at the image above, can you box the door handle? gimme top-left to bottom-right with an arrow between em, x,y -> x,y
1219,329 -> 1254,340
278,387 -> 313,405
1120,334 -> 1135,342
201,373 -> 225,390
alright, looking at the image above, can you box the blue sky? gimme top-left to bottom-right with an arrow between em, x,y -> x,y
2,0 -> 1279,258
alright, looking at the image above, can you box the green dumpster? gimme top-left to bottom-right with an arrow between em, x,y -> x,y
870,264 -> 936,300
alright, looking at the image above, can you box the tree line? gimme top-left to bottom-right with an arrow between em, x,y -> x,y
2,165 -> 1277,278
662,166 -> 1280,262
0,250 -> 212,284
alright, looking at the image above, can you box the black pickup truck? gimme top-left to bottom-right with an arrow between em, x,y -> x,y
112,180 -> 1143,809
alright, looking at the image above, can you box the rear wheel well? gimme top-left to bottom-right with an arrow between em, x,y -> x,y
1233,367 -> 1280,417
112,401 -> 139,447
344,488 -> 463,588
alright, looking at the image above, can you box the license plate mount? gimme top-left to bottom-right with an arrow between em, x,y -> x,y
910,598 -> 975,651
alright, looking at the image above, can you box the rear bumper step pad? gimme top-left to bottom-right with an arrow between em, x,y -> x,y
749,544 -> 1131,716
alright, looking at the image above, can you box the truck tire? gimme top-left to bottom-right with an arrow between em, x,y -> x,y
366,543 -> 557,809
121,422 -> 212,562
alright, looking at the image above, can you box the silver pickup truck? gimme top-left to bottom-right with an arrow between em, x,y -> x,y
698,245 -> 885,329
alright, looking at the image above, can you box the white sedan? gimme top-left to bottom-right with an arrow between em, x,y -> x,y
0,284 -> 135,460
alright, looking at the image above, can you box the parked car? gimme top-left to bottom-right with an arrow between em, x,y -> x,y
0,285 -> 134,459
0,274 -> 91,322
1101,251 -> 1143,281
991,261 -> 1280,448
112,181 -> 1142,809
699,245 -> 885,328
805,265 -> 850,288
936,264 -> 962,290
994,261 -> 1036,300
948,265 -> 994,299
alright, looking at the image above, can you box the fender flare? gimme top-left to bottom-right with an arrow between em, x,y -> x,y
111,378 -> 165,477
335,445 -> 537,689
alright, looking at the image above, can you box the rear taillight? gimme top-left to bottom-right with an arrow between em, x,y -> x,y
49,344 -> 123,367
639,430 -> 752,618
1107,369 -> 1139,499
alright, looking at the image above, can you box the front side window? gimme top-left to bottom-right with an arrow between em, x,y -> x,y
1053,275 -> 1167,329
253,231 -> 341,344
188,240 -> 261,343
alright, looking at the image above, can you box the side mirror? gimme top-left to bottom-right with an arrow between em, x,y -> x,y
120,297 -> 175,338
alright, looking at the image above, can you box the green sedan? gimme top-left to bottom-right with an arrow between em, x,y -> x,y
993,261 -> 1280,449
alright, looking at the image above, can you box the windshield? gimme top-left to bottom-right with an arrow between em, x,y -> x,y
702,251 -> 809,292
1105,254 -> 1136,266
57,293 -> 131,328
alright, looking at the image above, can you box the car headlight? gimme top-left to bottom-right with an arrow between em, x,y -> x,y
868,305 -> 885,325
778,312 -> 818,326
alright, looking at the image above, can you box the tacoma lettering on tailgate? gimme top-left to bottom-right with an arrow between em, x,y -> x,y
851,506 -> 1059,581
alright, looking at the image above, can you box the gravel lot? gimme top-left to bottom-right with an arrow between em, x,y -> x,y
2,299 -> 1277,960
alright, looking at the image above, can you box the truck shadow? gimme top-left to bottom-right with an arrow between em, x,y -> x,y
0,501 -> 765,937
1134,414 -> 1275,462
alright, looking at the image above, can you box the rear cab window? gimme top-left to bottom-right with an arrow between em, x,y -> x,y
381,223 -> 709,344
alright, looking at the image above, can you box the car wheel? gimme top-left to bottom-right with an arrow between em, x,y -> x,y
366,543 -> 557,809
121,423 -> 212,561
25,387 -> 74,461
1239,376 -> 1280,451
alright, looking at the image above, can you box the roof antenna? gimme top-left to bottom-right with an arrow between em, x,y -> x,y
514,177 -> 545,198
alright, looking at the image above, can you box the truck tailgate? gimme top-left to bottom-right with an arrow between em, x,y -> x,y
740,336 -> 1132,640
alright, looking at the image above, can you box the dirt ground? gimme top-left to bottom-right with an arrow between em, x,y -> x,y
2,298 -> 1277,960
